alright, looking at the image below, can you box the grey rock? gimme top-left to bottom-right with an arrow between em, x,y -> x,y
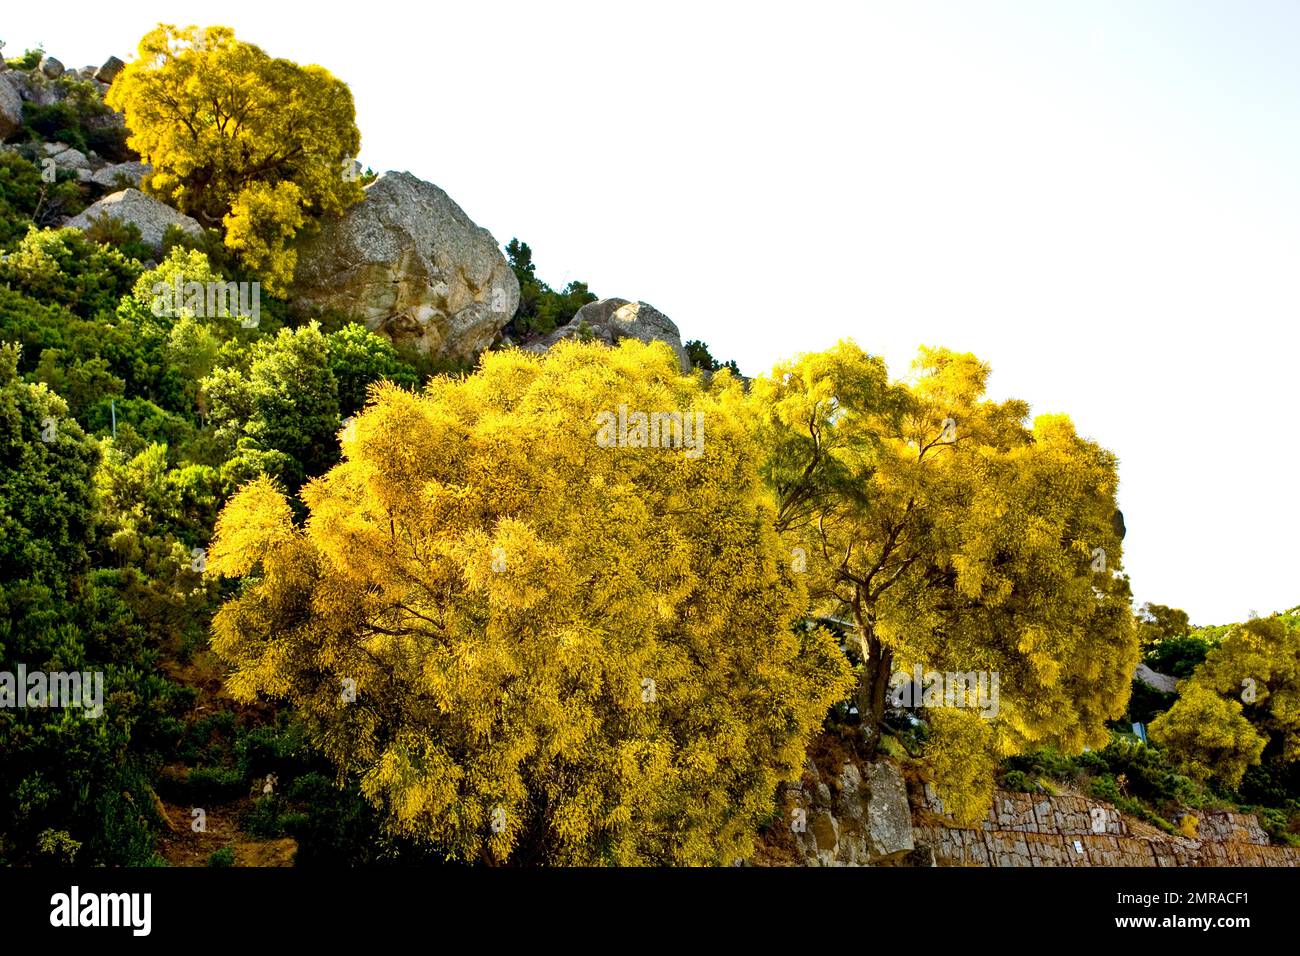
84,109 -> 126,136
834,761 -> 866,824
38,56 -> 65,79
65,189 -> 203,250
91,161 -> 150,190
1134,662 -> 1177,694
526,297 -> 690,372
838,760 -> 863,795
811,810 -> 839,863
11,72 -> 61,108
0,75 -> 21,141
95,56 -> 126,84
293,171 -> 519,360
863,760 -> 915,861
43,142 -> 92,172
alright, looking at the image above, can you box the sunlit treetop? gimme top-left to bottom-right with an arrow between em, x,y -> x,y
107,24 -> 364,292
208,339 -> 852,864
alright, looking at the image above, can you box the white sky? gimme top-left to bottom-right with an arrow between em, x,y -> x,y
6,0 -> 1297,625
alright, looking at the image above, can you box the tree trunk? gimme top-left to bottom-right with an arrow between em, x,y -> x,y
852,597 -> 893,759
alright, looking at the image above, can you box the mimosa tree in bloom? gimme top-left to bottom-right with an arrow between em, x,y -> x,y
1150,614 -> 1299,787
754,341 -> 1137,822
208,339 -> 852,864
107,24 -> 364,292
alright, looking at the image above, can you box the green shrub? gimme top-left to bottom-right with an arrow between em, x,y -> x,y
207,846 -> 236,867
684,339 -> 742,375
1144,633 -> 1213,679
6,48 -> 44,71
0,227 -> 142,319
1255,806 -> 1300,847
183,766 -> 246,801
18,77 -> 130,161
234,721 -> 313,781
243,796 -> 285,838
81,214 -> 154,263
503,237 -> 597,337
1001,769 -> 1041,793
325,323 -> 419,417
0,152 -> 84,241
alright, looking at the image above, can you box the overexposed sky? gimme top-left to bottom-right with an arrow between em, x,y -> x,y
6,1 -> 1297,625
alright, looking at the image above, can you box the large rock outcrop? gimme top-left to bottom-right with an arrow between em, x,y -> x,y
95,56 -> 125,85
0,74 -> 22,141
782,755 -> 916,866
65,188 -> 203,250
42,142 -> 93,181
525,298 -> 690,372
38,56 -> 65,80
293,171 -> 519,360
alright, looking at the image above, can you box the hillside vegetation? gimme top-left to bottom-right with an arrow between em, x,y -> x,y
0,25 -> 1296,866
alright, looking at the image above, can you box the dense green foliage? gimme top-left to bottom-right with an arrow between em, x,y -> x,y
0,144 -> 427,864
0,151 -> 85,241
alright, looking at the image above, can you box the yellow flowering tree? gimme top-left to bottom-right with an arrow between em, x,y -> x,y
107,24 -> 364,292
208,340 -> 851,864
1148,683 -> 1265,787
754,340 -> 1137,821
1150,615 -> 1299,786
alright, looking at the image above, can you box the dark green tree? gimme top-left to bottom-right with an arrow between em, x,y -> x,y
204,322 -> 341,490
325,323 -> 418,417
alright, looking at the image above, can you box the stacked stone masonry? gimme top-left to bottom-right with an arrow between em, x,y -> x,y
913,785 -> 1300,867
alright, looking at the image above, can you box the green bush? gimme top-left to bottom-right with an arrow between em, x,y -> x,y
684,339 -> 742,375
325,323 -> 419,417
183,766 -> 246,801
6,48 -> 44,71
234,720 -> 313,781
207,846 -> 236,867
1144,633 -> 1213,679
1255,806 -> 1300,847
0,153 -> 84,243
81,214 -> 154,263
1001,769 -> 1041,793
0,227 -> 142,319
18,77 -> 130,161
242,796 -> 285,839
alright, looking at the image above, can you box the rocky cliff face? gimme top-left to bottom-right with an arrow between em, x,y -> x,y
292,171 -> 520,360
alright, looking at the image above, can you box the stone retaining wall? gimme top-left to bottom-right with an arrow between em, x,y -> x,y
912,785 -> 1300,867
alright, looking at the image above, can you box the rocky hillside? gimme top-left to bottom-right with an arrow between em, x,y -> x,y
0,49 -> 691,367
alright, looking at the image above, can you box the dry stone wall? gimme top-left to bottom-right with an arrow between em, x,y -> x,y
912,783 -> 1300,867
